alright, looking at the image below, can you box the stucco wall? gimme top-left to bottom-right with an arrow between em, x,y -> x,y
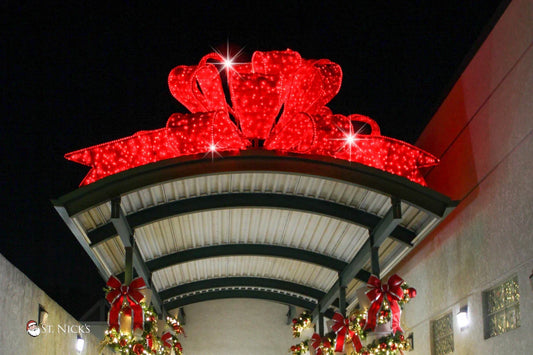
179,299 -> 296,354
0,253 -> 114,355
394,0 -> 533,354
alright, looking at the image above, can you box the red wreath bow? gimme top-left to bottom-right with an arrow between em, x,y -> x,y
146,333 -> 155,351
175,341 -> 183,352
172,322 -> 186,336
364,274 -> 404,333
311,333 -> 332,355
161,331 -> 173,348
331,312 -> 362,352
132,343 -> 144,355
105,275 -> 147,332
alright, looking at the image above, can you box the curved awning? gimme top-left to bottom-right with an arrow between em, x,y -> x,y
53,150 -> 456,317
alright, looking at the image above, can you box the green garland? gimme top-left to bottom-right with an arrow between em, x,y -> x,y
291,311 -> 312,337
100,302 -> 184,355
288,280 -> 416,355
354,333 -> 411,355
289,340 -> 309,355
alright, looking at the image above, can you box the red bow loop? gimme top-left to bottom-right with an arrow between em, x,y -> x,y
161,331 -> 173,348
105,275 -> 123,305
386,274 -> 404,301
311,333 -> 324,355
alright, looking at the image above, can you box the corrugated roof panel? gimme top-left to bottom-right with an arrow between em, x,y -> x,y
77,202 -> 110,231
117,173 -> 391,213
92,236 -> 125,275
152,256 -> 337,292
401,205 -> 435,233
74,172 -> 400,236
133,209 -> 368,262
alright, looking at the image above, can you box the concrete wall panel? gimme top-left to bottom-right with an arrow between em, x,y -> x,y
0,254 -> 113,355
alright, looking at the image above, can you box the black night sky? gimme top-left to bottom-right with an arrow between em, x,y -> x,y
2,1 -> 508,318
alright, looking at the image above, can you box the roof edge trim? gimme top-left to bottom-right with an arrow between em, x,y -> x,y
53,150 -> 456,217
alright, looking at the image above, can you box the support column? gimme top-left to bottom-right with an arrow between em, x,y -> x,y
124,246 -> 133,284
286,305 -> 296,325
371,244 -> 380,277
339,285 -> 347,317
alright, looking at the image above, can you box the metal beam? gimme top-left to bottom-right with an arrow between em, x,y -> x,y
87,193 -> 416,246
110,199 -> 164,316
164,289 -> 317,311
339,285 -> 346,316
313,201 -> 404,318
370,197 -> 403,247
52,151 -> 457,219
54,205 -> 110,280
338,240 -> 372,288
159,277 -> 326,301
287,305 -> 296,325
146,244 -> 348,273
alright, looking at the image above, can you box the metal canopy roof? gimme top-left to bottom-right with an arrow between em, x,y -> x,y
53,150 -> 456,317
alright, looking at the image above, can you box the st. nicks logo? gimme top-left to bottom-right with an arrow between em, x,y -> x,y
26,320 -> 91,336
26,320 -> 40,337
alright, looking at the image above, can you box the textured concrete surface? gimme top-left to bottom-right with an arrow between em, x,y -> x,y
393,0 -> 533,354
0,253 -> 114,355
179,298 -> 296,355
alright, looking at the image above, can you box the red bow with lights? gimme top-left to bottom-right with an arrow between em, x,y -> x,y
172,323 -> 186,336
66,49 -> 438,186
175,341 -> 183,352
105,276 -> 147,332
161,331 -> 173,348
331,312 -> 362,352
132,343 -> 144,355
364,274 -> 404,333
311,333 -> 332,355
145,333 -> 155,351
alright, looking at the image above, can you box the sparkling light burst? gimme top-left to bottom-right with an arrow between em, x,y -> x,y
210,41 -> 247,74
203,139 -> 223,161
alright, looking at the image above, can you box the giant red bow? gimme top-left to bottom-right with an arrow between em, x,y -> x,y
105,275 -> 147,332
364,274 -> 404,333
331,312 -> 362,352
66,49 -> 438,187
311,333 -> 331,355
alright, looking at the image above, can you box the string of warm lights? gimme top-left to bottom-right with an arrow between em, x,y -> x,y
101,277 -> 185,355
288,275 -> 416,354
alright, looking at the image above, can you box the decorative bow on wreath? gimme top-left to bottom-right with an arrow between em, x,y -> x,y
105,275 -> 147,333
132,343 -> 145,355
365,274 -> 404,334
145,333 -> 154,351
331,312 -> 362,353
311,333 -> 332,355
161,331 -> 173,348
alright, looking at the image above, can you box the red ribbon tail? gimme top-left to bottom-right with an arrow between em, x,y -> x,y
108,298 -> 122,331
390,300 -> 403,334
130,299 -> 144,331
335,330 -> 346,352
365,297 -> 381,331
353,334 -> 363,352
